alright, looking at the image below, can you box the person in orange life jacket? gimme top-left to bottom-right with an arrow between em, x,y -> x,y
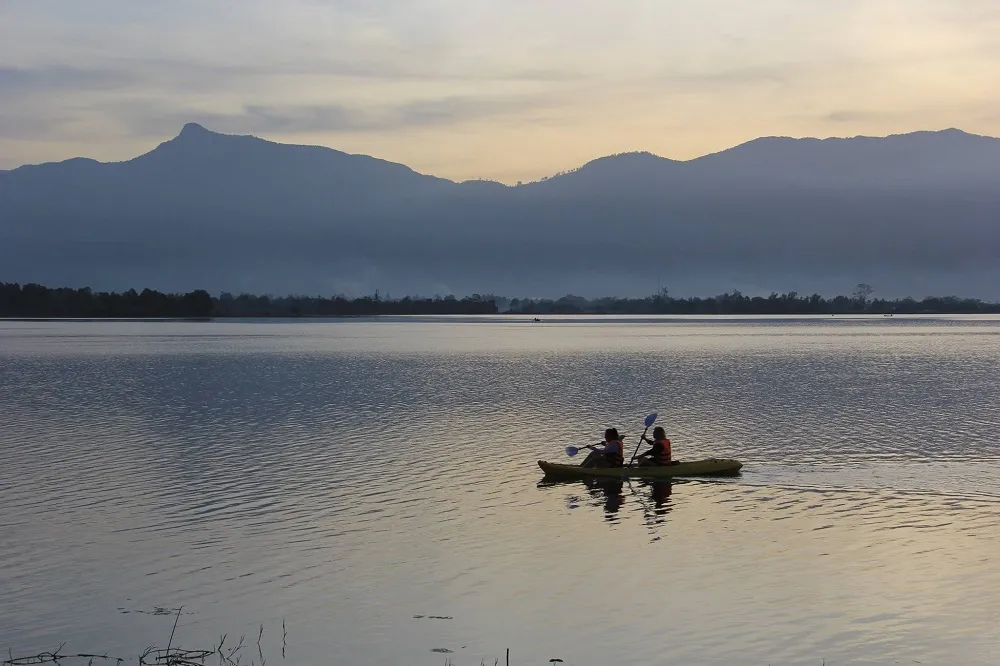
637,426 -> 676,466
581,428 -> 625,468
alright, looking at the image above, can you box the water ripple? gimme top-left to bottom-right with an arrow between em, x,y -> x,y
1,318 -> 999,665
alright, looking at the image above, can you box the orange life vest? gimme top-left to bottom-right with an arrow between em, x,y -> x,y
603,440 -> 624,466
654,438 -> 672,465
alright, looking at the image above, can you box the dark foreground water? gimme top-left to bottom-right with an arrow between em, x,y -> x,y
1,316 -> 999,666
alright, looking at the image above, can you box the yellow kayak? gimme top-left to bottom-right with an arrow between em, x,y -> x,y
538,458 -> 743,479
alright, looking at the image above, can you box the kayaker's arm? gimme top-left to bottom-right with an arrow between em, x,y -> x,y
637,440 -> 662,459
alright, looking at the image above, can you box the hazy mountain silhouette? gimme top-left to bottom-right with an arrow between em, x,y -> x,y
2,124 -> 998,298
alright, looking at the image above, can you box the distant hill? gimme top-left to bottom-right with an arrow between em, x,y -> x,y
2,124 -> 998,298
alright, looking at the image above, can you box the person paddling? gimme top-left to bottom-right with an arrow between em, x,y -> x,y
636,426 -> 675,466
581,428 -> 625,468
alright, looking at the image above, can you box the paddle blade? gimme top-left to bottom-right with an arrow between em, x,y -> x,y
644,413 -> 658,427
565,446 -> 580,457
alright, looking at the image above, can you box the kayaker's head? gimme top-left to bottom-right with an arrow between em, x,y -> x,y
653,426 -> 666,441
604,427 -> 619,442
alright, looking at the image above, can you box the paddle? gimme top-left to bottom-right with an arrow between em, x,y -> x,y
625,412 -> 658,467
565,412 -> 656,464
565,437 -> 630,458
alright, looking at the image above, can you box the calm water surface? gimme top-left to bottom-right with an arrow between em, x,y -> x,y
1,316 -> 999,665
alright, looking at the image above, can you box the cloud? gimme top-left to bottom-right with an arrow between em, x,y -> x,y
0,114 -> 73,140
659,64 -> 792,88
106,92 -> 567,138
0,65 -> 138,94
825,110 -> 880,124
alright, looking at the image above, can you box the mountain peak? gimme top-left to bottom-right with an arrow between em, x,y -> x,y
177,122 -> 214,139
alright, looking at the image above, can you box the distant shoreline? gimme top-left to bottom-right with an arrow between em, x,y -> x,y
4,313 -> 1000,323
4,281 -> 1000,318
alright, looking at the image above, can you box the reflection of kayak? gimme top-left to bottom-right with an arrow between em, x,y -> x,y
538,459 -> 742,479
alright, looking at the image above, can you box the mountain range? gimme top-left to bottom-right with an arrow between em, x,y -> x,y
2,123 -> 999,298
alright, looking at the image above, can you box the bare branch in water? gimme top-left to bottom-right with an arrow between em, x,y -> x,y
4,616 -> 285,666
165,607 -> 183,657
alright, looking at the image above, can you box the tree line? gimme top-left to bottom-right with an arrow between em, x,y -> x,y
2,282 -> 999,318
0,284 -> 498,318
504,286 -> 1000,315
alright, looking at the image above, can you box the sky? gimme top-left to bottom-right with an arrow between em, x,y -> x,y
3,0 -> 1000,183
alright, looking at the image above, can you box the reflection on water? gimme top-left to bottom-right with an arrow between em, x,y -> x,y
1,317 -> 999,666
543,478 -> 678,529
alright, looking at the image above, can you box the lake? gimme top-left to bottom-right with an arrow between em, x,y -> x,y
1,315 -> 998,666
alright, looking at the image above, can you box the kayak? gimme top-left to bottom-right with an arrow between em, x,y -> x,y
538,458 -> 743,479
